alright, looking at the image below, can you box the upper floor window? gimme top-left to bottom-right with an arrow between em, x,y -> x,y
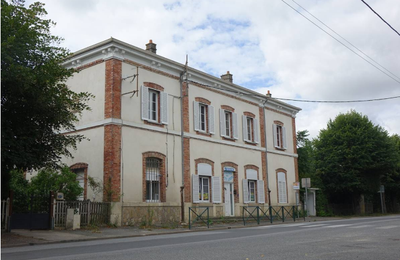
243,114 -> 259,143
194,100 -> 214,134
220,108 -> 238,139
273,122 -> 287,149
141,85 -> 168,125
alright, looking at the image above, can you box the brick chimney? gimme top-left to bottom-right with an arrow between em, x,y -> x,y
145,39 -> 157,54
221,71 -> 233,83
266,90 -> 272,98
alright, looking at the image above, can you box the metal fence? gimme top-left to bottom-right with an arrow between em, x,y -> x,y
1,199 -> 10,229
242,206 -> 302,225
188,207 -> 209,229
54,200 -> 111,227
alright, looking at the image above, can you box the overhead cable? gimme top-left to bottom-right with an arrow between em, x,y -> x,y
281,0 -> 400,85
361,0 -> 400,37
291,0 -> 400,82
274,95 -> 400,103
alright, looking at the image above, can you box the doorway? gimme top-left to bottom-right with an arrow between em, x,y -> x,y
224,183 -> 234,216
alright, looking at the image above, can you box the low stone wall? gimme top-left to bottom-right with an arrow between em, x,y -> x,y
122,205 -> 181,227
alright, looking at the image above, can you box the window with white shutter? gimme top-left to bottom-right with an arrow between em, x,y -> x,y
242,179 -> 249,203
194,101 -> 214,135
192,174 -> 200,203
243,115 -> 259,144
220,109 -> 237,139
273,124 -> 287,149
212,176 -> 221,203
278,171 -> 287,203
141,85 -> 168,125
257,180 -> 265,203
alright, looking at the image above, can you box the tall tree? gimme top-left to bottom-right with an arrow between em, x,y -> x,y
296,130 -> 315,179
1,0 -> 92,196
314,110 -> 398,206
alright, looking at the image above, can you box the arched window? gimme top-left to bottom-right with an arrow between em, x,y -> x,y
145,158 -> 161,202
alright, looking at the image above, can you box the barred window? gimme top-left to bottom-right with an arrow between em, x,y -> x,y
146,158 -> 161,202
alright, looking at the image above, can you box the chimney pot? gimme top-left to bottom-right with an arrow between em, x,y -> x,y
221,71 -> 233,83
266,90 -> 272,98
146,40 -> 157,54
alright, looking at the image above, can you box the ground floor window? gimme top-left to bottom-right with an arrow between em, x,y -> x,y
248,180 -> 256,202
199,176 -> 210,201
146,157 -> 161,202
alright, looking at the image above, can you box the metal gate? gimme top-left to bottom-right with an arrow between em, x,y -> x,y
9,191 -> 53,230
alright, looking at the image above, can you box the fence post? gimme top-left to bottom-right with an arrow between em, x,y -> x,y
282,206 -> 285,222
207,207 -> 209,228
293,206 -> 295,222
87,200 -> 91,225
269,206 -> 273,224
189,207 -> 191,230
257,207 -> 260,225
49,191 -> 54,230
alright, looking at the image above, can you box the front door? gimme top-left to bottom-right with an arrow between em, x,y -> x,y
224,183 -> 234,216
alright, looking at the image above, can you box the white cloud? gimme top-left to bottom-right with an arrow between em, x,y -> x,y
26,0 -> 400,138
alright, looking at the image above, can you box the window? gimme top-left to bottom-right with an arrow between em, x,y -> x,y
141,85 -> 168,125
248,180 -> 256,202
225,111 -> 231,136
200,104 -> 207,131
278,171 -> 287,203
146,158 -> 161,202
220,109 -> 238,139
148,90 -> 158,122
199,176 -> 210,201
74,169 -> 85,201
243,115 -> 259,143
192,161 -> 221,203
273,123 -> 287,149
243,168 -> 265,204
194,101 -> 215,134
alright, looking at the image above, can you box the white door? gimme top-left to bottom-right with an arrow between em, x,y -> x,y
224,183 -> 234,216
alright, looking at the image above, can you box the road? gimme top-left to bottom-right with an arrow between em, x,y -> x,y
2,215 -> 399,260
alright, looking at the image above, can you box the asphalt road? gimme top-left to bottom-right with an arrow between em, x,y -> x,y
2,215 -> 399,260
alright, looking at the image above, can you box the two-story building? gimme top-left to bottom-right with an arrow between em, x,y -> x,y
61,38 -> 301,226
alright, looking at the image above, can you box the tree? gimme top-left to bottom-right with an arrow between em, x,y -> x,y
1,0 -> 93,196
296,130 -> 315,179
314,110 -> 399,207
30,167 -> 83,200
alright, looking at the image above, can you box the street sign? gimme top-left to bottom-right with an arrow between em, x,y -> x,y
293,182 -> 300,190
378,185 -> 385,193
301,178 -> 311,188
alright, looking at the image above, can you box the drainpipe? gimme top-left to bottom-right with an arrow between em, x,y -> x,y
179,56 -> 188,222
263,99 -> 272,206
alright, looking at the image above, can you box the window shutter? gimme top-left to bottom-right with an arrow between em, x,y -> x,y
160,92 -> 168,124
141,85 -> 149,120
192,174 -> 200,203
242,115 -> 248,142
220,109 -> 226,137
282,126 -> 287,149
194,101 -> 200,131
257,180 -> 265,203
232,112 -> 238,139
273,124 -> 278,148
208,105 -> 215,134
278,172 -> 287,203
242,179 -> 249,203
254,119 -> 259,143
212,176 -> 221,203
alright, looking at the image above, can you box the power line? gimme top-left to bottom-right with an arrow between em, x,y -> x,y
361,0 -> 400,37
274,95 -> 400,103
291,0 -> 400,82
281,0 -> 400,85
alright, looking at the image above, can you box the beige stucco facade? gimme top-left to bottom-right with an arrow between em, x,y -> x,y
56,38 -> 301,226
